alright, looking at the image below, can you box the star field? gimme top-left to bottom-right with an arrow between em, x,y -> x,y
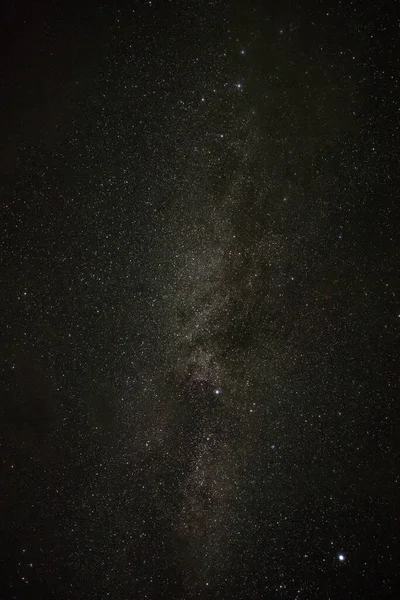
1,1 -> 399,599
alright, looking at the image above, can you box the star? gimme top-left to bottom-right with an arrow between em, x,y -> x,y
337,553 -> 346,562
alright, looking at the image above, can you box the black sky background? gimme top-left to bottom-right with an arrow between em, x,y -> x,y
1,1 -> 399,599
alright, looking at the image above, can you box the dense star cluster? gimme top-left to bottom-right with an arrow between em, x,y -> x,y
1,1 -> 399,599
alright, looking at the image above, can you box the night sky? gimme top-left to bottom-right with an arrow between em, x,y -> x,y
1,1 -> 399,598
